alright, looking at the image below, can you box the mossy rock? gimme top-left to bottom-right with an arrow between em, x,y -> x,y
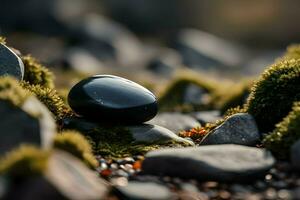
158,74 -> 217,112
21,82 -> 73,121
245,59 -> 300,133
0,76 -> 28,106
86,126 -> 161,158
0,77 -> 56,154
1,147 -> 110,199
53,131 -> 98,169
263,102 -> 300,158
0,145 -> 49,178
62,117 -> 189,158
22,55 -> 55,88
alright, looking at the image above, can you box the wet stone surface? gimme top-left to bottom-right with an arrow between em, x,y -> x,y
68,75 -> 158,124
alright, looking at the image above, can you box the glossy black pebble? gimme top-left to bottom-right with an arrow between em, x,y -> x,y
68,75 -> 158,124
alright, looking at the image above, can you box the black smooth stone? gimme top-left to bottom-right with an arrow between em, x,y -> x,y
68,75 -> 158,124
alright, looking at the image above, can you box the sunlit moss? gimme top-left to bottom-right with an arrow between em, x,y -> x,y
53,131 -> 98,169
0,145 -> 49,178
0,36 -> 6,45
245,59 -> 300,132
281,44 -> 300,60
22,55 -> 55,89
263,102 -> 300,158
0,76 -> 29,107
21,82 -> 73,121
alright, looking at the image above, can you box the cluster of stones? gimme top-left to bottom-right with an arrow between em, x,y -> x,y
67,75 -> 194,145
0,44 -> 111,199
3,38 -> 300,199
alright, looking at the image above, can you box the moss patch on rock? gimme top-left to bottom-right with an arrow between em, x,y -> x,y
82,126 -> 159,158
0,76 -> 29,107
22,55 -> 55,89
54,131 -> 98,169
21,82 -> 73,121
245,59 -> 300,133
0,145 -> 49,178
263,102 -> 300,158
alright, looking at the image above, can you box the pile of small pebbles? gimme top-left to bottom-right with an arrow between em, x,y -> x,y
98,155 -> 300,200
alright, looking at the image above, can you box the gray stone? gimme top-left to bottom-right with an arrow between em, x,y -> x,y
0,96 -> 56,155
72,15 -> 145,68
4,150 -> 110,200
0,44 -> 24,80
291,139 -> 300,171
0,177 -> 8,199
62,117 -> 194,146
128,124 -> 194,145
149,112 -> 200,134
62,47 -> 105,74
147,48 -> 182,77
191,110 -> 221,125
183,83 -> 208,105
115,181 -> 172,200
201,113 -> 260,146
142,144 -> 275,182
173,29 -> 248,70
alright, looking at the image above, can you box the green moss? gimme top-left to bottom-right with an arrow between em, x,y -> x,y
263,102 -> 300,158
0,76 -> 29,107
67,125 -> 173,158
281,44 -> 300,60
0,36 -> 6,45
245,59 -> 300,133
158,74 -> 217,112
53,131 -> 98,169
21,82 -> 73,121
22,55 -> 55,89
0,145 -> 49,178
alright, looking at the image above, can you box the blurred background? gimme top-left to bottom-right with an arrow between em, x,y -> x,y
1,0 -> 300,83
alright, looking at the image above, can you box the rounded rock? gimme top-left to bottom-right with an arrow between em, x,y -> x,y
68,75 -> 158,124
0,44 -> 24,80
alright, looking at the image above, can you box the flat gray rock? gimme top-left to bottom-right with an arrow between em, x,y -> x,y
201,113 -> 260,146
0,96 -> 56,155
0,44 -> 24,80
191,110 -> 221,125
142,144 -> 275,182
147,48 -> 182,77
149,112 -> 200,134
73,14 -> 144,68
115,181 -> 172,200
128,124 -> 194,146
4,150 -> 110,200
62,117 -> 194,146
174,29 -> 248,70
